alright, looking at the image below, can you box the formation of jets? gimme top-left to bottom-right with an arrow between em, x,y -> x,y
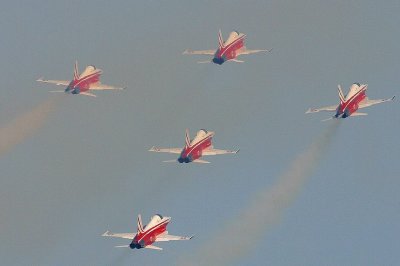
149,129 -> 238,164
37,61 -> 125,97
33,29 -> 395,252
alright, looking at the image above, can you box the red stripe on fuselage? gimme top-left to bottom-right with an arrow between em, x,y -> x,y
71,70 -> 102,92
338,86 -> 367,116
134,219 -> 170,244
215,35 -> 245,60
181,135 -> 213,160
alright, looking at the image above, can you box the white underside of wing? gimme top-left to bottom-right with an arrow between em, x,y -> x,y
102,231 -> 136,240
202,148 -> 239,156
156,233 -> 193,242
238,48 -> 272,55
306,104 -> 338,113
149,146 -> 182,154
358,96 -> 395,109
89,83 -> 125,90
183,49 -> 216,55
37,78 -> 70,86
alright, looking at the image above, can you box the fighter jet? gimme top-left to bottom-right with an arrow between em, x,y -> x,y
102,214 -> 193,251
37,61 -> 125,97
183,30 -> 271,64
306,83 -> 395,120
149,129 -> 239,163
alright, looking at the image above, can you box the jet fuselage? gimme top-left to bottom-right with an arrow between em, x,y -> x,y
212,33 -> 245,65
335,83 -> 367,118
178,130 -> 214,163
65,67 -> 102,95
130,215 -> 170,249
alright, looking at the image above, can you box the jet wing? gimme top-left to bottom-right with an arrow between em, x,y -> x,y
358,96 -> 395,109
102,231 -> 136,240
305,105 -> 338,113
155,233 -> 193,242
37,78 -> 70,86
89,83 -> 126,90
202,148 -> 239,156
149,146 -> 182,154
183,49 -> 216,55
238,48 -> 272,55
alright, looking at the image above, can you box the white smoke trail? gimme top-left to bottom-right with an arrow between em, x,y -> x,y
0,97 -> 59,156
178,122 -> 340,266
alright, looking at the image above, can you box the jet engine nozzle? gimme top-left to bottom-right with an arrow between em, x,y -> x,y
212,57 -> 225,65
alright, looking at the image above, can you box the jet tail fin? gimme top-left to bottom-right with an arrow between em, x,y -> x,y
185,129 -> 191,148
74,60 -> 79,81
137,214 -> 144,234
218,29 -> 224,49
338,84 -> 345,103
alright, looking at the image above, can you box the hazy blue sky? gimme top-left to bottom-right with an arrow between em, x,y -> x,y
0,1 -> 399,265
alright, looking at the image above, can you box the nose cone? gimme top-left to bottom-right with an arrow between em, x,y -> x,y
212,57 -> 225,65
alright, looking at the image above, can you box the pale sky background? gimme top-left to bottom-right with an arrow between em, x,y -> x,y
0,1 -> 399,265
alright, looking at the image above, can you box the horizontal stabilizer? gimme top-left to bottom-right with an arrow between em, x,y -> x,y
351,112 -> 368,116
321,117 -> 335,122
163,160 -> 178,163
193,159 -> 210,164
80,92 -> 97,97
230,59 -> 244,63
197,60 -> 211,64
49,90 -> 65,93
115,245 -> 129,248
145,245 -> 162,250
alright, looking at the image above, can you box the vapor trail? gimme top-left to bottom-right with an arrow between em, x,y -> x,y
179,122 -> 340,266
0,96 -> 60,156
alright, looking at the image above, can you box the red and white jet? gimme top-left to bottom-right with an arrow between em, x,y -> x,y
183,30 -> 271,65
102,214 -> 193,251
306,83 -> 395,120
37,61 -> 125,97
149,129 -> 239,163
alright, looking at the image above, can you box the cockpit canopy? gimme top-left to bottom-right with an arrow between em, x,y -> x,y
79,65 -> 97,79
144,214 -> 164,230
346,83 -> 362,101
225,31 -> 240,46
191,129 -> 208,145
